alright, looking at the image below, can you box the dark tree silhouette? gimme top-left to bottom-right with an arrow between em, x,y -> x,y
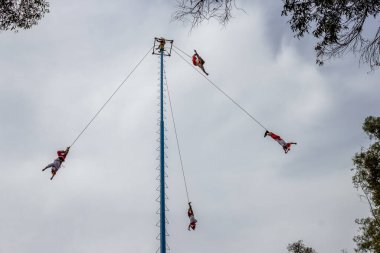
172,0 -> 380,70
172,0 -> 237,27
352,116 -> 380,253
0,0 -> 49,31
282,0 -> 380,70
287,240 -> 317,253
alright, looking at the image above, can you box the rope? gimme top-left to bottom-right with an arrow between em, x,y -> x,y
172,45 -> 192,59
70,46 -> 152,147
164,68 -> 191,203
172,47 -> 268,131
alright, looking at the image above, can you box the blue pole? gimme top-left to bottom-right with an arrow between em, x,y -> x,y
159,47 -> 166,253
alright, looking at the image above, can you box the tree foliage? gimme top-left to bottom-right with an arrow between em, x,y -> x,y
281,0 -> 380,70
172,0 -> 237,27
0,0 -> 49,31
354,216 -> 380,253
287,240 -> 317,253
352,116 -> 380,253
172,0 -> 380,70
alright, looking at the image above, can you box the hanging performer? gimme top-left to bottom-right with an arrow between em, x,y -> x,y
192,50 -> 209,75
187,202 -> 198,231
42,147 -> 70,180
264,131 -> 297,154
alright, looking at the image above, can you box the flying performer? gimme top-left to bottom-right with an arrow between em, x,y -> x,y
264,131 -> 297,154
42,147 -> 70,180
192,50 -> 209,75
187,202 -> 198,231
156,37 -> 166,51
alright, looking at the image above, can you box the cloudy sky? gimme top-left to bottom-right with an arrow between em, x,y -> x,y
1,1 -> 379,252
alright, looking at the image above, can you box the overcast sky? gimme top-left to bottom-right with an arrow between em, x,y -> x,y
1,1 -> 379,253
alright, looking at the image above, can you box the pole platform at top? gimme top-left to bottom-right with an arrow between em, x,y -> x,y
153,37 -> 174,56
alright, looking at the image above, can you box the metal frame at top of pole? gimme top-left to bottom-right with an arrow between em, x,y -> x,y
153,37 -> 173,253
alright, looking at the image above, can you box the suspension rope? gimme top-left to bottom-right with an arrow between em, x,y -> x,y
172,47 -> 268,131
164,68 -> 191,203
172,45 -> 192,59
70,46 -> 152,147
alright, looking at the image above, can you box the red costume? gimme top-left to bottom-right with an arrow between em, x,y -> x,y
43,147 -> 70,180
187,203 -> 197,231
57,150 -> 69,161
192,50 -> 209,75
192,54 -> 197,65
265,131 -> 297,154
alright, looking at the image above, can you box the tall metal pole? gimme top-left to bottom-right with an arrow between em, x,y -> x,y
159,47 -> 166,253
